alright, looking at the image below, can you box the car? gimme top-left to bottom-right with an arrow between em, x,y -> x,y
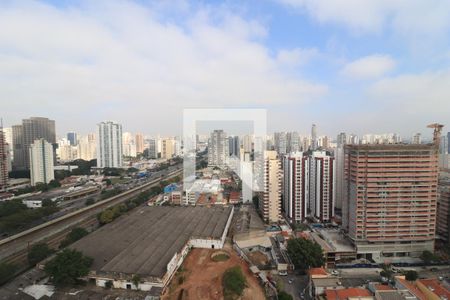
331,270 -> 339,275
278,271 -> 288,276
288,279 -> 293,284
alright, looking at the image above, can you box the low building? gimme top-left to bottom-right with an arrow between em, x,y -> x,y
310,228 -> 356,268
325,288 -> 373,300
416,278 -> 450,300
185,179 -> 222,205
71,206 -> 234,292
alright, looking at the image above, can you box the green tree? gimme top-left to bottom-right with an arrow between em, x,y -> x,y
0,262 -> 17,285
28,243 -> 53,266
85,198 -> 95,206
44,249 -> 93,286
42,199 -> 56,207
287,238 -> 325,271
405,270 -> 418,281
132,274 -> 141,288
278,291 -> 293,300
48,180 -> 61,189
380,264 -> 393,279
99,209 -> 114,224
420,250 -> 439,264
60,227 -> 89,248
222,266 -> 247,300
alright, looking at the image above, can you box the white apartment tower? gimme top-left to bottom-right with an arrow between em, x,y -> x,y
260,151 -> 282,223
283,152 -> 309,223
308,151 -> 335,222
208,130 -> 228,168
29,138 -> 54,186
97,121 -> 123,168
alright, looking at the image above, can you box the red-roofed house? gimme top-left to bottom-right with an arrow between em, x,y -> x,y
308,267 -> 329,278
416,278 -> 450,300
325,288 -> 373,300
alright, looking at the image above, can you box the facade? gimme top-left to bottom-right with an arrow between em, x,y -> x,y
0,128 -> 8,191
67,132 -> 78,146
57,138 -> 78,161
311,124 -> 318,150
286,132 -> 301,153
208,130 -> 228,168
12,117 -> 56,170
135,133 -> 144,154
161,138 -> 175,160
259,150 -> 281,223
228,135 -> 240,157
29,139 -> 55,186
437,171 -> 450,242
147,138 -> 157,159
274,132 -> 287,155
283,152 -> 309,223
96,121 -> 123,168
335,146 -> 346,210
343,144 -> 438,260
412,133 -> 421,144
309,151 -> 335,222
77,134 -> 96,161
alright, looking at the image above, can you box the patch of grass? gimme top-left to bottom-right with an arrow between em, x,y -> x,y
212,253 -> 230,262
222,266 -> 247,300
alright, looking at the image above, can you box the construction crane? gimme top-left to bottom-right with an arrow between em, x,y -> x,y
427,123 -> 444,147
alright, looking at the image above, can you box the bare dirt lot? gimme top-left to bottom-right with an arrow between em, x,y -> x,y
162,246 -> 266,300
247,251 -> 269,266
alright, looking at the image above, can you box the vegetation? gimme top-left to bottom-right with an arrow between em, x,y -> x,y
405,270 -> 418,281
69,159 -> 96,175
0,262 -> 18,285
211,253 -> 230,262
44,249 -> 93,286
420,250 -> 440,264
132,274 -> 141,288
59,227 -> 89,248
85,198 -> 95,206
28,243 -> 53,266
293,223 -> 309,231
100,188 -> 121,200
222,266 -> 247,300
287,238 -> 325,271
104,280 -> 113,289
278,291 -> 293,300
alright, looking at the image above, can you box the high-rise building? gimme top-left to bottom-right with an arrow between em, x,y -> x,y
3,127 -> 13,165
260,150 -> 281,223
311,124 -> 318,150
283,152 -> 309,223
274,132 -> 287,155
0,128 -> 8,191
67,132 -> 78,146
135,133 -> 144,154
343,144 -> 438,260
208,130 -> 228,168
334,146 -> 346,210
308,151 -> 335,222
57,138 -> 77,161
287,132 -> 300,153
29,138 -> 55,186
97,121 -> 123,168
337,132 -> 347,148
412,133 -> 421,144
161,138 -> 175,160
77,134 -> 96,161
437,171 -> 450,243
228,136 -> 240,157
12,117 -> 56,170
448,132 -> 450,154
147,138 -> 157,159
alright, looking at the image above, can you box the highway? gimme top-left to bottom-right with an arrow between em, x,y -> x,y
0,167 -> 182,266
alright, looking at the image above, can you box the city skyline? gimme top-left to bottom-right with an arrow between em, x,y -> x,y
1,0 -> 449,136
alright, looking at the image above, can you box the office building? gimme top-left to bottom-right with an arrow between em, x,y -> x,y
147,138 -> 157,159
29,138 -> 55,186
437,171 -> 450,242
287,132 -> 301,153
67,132 -> 78,146
77,134 -> 96,161
12,117 -> 56,170
135,133 -> 144,154
0,128 -> 8,191
208,130 -> 228,168
283,152 -> 309,223
161,138 -> 175,160
259,150 -> 281,223
412,133 -> 421,144
274,132 -> 287,155
311,124 -> 318,150
308,151 -> 335,222
228,135 -> 240,157
243,135 -> 253,153
337,132 -> 347,148
343,144 -> 438,260
96,121 -> 123,168
2,127 -> 13,165
334,146 -> 346,210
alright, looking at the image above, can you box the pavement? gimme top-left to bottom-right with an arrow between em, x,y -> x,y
276,273 -> 309,300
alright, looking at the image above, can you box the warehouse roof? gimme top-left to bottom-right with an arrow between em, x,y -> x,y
71,206 -> 233,278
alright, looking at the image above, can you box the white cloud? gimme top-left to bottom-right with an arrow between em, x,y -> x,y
0,1 -> 327,134
277,0 -> 450,37
276,47 -> 319,66
341,54 -> 396,79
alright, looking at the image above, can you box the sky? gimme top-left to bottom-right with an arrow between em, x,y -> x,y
1,0 -> 450,139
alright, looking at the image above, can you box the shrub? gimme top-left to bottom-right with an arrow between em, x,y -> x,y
222,266 -> 247,300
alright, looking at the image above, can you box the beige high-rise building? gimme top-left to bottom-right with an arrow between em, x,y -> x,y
30,139 -> 54,186
259,150 -> 281,223
135,133 -> 144,154
78,134 -> 96,161
161,138 -> 175,160
343,144 -> 438,260
0,129 -> 8,191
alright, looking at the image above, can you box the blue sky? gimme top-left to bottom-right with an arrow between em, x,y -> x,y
1,0 -> 449,138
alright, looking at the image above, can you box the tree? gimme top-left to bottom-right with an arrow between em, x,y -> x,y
420,250 -> 439,264
132,274 -> 141,288
60,227 -> 89,248
222,266 -> 247,300
380,264 -> 393,279
0,262 -> 17,285
28,243 -> 53,266
85,198 -> 95,206
287,238 -> 325,271
278,291 -> 293,300
405,270 -> 418,281
44,249 -> 93,286
99,209 -> 115,224
48,180 -> 61,189
42,199 -> 56,207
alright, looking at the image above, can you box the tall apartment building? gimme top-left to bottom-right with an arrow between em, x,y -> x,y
135,133 -> 144,154
0,128 -> 8,191
274,132 -> 287,155
342,144 -> 438,260
437,171 -> 450,242
412,133 -> 422,144
337,132 -> 347,148
308,151 -> 335,222
67,132 -> 78,146
57,138 -> 78,161
286,132 -> 301,153
30,139 -> 55,186
311,124 -> 318,150
259,151 -> 282,223
283,152 -> 309,223
97,121 -> 123,168
77,134 -> 96,161
12,117 -> 56,170
147,138 -> 157,159
208,130 -> 228,168
228,136 -> 240,157
161,138 -> 175,160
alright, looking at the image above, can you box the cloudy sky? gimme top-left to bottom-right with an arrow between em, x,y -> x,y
1,0 -> 450,138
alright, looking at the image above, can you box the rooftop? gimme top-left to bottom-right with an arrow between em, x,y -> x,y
71,206 -> 233,279
325,287 -> 372,300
